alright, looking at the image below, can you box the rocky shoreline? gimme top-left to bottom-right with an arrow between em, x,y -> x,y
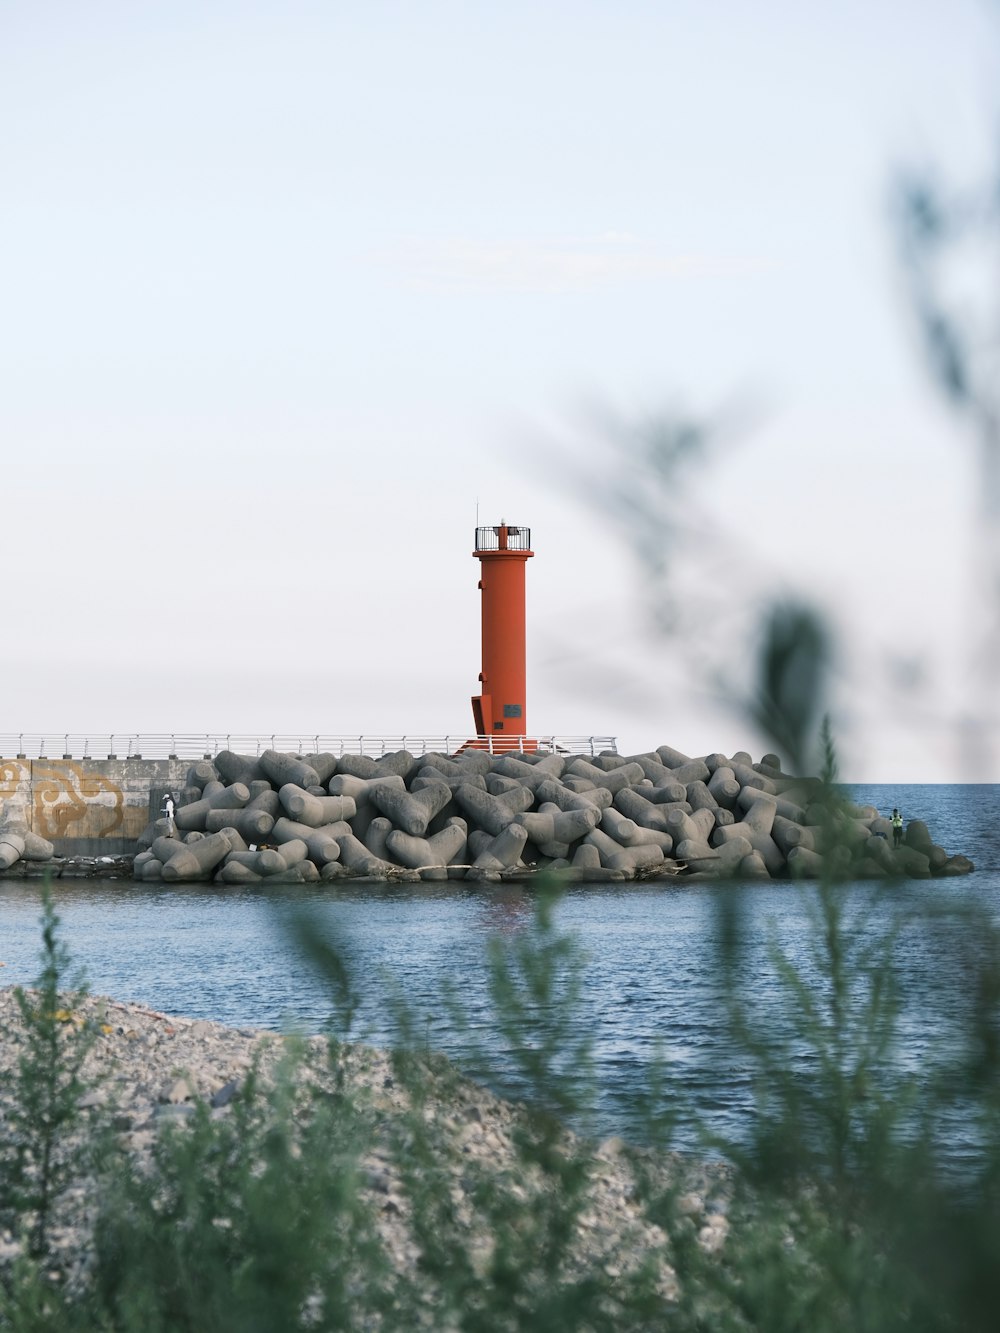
0,987 -> 728,1305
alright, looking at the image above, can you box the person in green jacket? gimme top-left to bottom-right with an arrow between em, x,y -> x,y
891,808 -> 903,849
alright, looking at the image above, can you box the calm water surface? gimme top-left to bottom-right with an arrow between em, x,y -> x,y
2,784 -> 998,1149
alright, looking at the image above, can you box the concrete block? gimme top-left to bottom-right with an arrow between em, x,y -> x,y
730,762 -> 778,795
685,781 -> 718,813
132,849 -> 155,877
161,830 -> 233,882
279,784 -> 357,828
572,842 -> 602,871
739,850 -> 771,879
373,750 -> 417,781
271,817 -> 347,865
484,772 -> 529,796
660,759 -> 710,786
364,817 -> 396,862
205,807 -> 275,840
387,817 -> 468,871
470,823 -> 529,874
706,766 -> 740,810
593,753 -> 627,771
453,783 -> 533,836
214,751 -> 267,786
564,758 -> 647,794
152,835 -> 186,863
302,753 -> 339,786
21,831 -> 55,861
703,753 -> 730,774
370,780 -> 452,836
905,819 -> 933,850
655,745 -> 692,768
468,828 -> 495,860
185,760 -> 219,790
259,750 -> 321,790
892,845 -> 932,878
335,833 -> 396,876
646,782 -> 689,805
735,785 -> 806,824
613,788 -> 672,833
664,808 -> 710,846
712,805 -> 784,875
787,845 -> 825,879
216,861 -> 263,885
320,861 -> 351,881
335,754 -> 379,780
493,755 -> 557,790
583,827 -> 665,872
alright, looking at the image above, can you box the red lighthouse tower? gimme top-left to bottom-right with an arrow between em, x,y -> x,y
471,521 -> 534,746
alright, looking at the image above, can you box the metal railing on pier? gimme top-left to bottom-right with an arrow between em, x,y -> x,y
0,733 -> 618,762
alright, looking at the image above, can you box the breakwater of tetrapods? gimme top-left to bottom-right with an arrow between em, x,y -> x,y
0,744 -> 975,883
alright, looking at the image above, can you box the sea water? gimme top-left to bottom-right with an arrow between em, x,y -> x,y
1,784 -> 998,1152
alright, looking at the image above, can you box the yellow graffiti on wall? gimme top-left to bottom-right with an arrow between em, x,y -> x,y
0,760 -> 29,798
32,764 -> 125,839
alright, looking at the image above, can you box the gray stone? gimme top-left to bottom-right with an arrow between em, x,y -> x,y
161,830 -> 233,882
0,832 -> 25,869
369,781 -> 451,837
185,761 -> 219,790
205,806 -> 275,840
259,750 -> 321,790
612,788 -> 672,833
453,783 -> 533,837
214,751 -> 267,786
278,784 -> 357,828
469,823 -> 528,874
21,831 -> 54,861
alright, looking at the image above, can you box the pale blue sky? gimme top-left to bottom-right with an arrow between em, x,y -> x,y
2,1 -> 997,778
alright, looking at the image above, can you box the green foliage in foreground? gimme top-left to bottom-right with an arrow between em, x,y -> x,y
1,872 -> 1000,1331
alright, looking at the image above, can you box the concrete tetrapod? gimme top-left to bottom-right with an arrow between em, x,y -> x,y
0,833 -> 26,870
21,831 -> 55,861
368,780 -> 452,837
259,750 -> 321,791
600,808 -> 674,853
468,823 -> 530,879
582,827 -> 666,875
612,788 -> 673,833
706,766 -> 741,810
161,830 -> 233,882
363,817 -> 395,863
278,784 -> 357,828
710,796 -> 784,876
385,818 -> 469,875
271,817 -> 349,865
565,759 -> 647,794
335,832 -> 398,877
679,834 -> 754,875
452,783 -> 533,837
174,783 -> 251,832
205,807 -> 276,840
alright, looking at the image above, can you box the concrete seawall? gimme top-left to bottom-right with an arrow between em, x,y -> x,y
0,758 -> 189,856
